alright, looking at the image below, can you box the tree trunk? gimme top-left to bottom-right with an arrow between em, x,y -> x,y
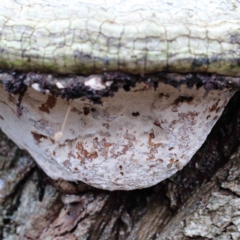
1,92 -> 240,240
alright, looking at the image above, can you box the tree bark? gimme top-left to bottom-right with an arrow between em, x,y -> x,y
1,92 -> 240,239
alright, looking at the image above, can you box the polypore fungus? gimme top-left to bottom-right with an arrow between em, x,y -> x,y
0,0 -> 240,190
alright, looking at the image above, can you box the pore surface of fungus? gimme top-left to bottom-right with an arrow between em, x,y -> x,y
0,0 -> 240,190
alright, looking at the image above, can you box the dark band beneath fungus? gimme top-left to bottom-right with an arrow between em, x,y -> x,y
1,70 -> 240,102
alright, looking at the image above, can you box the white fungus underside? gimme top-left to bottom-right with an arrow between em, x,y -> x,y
0,83 -> 235,190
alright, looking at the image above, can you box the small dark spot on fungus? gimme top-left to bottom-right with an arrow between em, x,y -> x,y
209,100 -> 220,112
63,160 -> 71,168
123,85 -> 131,91
120,172 -> 124,176
159,93 -> 170,99
149,130 -> 155,139
216,106 -> 222,113
119,165 -> 123,170
83,107 -> 90,115
71,107 -> 82,115
102,123 -> 110,129
31,132 -> 48,144
132,111 -> 140,117
173,96 -> 194,105
153,120 -> 163,129
171,106 -> 178,112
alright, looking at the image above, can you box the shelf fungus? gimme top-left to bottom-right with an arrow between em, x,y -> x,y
0,0 -> 240,190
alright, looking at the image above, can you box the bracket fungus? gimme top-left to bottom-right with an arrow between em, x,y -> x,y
0,0 -> 240,190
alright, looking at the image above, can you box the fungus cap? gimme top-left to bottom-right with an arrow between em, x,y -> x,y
0,73 -> 237,190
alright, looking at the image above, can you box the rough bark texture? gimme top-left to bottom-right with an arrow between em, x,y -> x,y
1,91 -> 240,239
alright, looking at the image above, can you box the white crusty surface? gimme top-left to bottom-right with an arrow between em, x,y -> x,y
0,83 -> 235,190
0,0 -> 240,75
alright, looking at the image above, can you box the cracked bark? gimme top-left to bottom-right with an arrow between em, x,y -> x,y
1,92 -> 240,240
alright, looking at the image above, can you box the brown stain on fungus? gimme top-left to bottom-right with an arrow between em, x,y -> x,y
147,130 -> 162,160
76,142 -> 98,161
170,96 -> 194,113
170,111 -> 199,129
173,96 -> 194,106
31,132 -> 47,144
209,99 -> 220,112
149,130 -> 155,140
153,119 -> 163,129
71,107 -> 83,115
110,141 -> 133,159
39,95 -> 57,114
